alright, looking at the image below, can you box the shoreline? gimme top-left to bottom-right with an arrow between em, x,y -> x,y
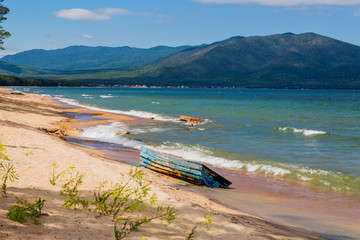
0,87 -> 349,239
48,90 -> 360,239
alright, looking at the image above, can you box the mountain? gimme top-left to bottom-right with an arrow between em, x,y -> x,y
136,32 -> 360,88
1,45 -> 191,70
1,33 -> 360,89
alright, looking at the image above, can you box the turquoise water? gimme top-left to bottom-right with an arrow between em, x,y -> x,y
15,87 -> 360,195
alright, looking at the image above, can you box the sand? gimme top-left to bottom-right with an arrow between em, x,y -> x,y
0,87 -> 329,240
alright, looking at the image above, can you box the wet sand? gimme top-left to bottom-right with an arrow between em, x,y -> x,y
0,87 -> 347,239
182,168 -> 360,240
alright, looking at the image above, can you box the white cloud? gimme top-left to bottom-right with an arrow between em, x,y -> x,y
54,8 -> 130,21
82,34 -> 94,39
194,0 -> 360,6
355,8 -> 360,15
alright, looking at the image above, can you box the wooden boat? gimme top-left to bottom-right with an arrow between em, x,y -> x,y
140,146 -> 232,188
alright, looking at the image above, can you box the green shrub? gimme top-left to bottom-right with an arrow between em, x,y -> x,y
23,151 -> 33,156
0,162 -> 18,196
51,164 -> 178,240
0,140 -> 18,197
50,162 -> 89,209
6,197 -> 45,225
60,171 -> 89,210
49,162 -> 75,186
186,213 -> 214,240
7,205 -> 27,223
0,140 -> 9,161
95,168 -> 178,240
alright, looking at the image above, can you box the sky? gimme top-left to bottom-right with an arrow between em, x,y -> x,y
1,0 -> 360,56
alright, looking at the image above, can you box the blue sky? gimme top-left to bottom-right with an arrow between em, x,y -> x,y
2,0 -> 360,56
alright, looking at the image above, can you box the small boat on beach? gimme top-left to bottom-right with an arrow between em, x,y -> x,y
140,146 -> 232,188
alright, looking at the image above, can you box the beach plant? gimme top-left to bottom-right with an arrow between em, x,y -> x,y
112,200 -> 178,240
49,161 -> 75,186
51,164 -> 178,240
92,168 -> 156,220
0,141 -> 18,197
185,213 -> 214,240
0,162 -> 18,197
23,150 -> 33,156
92,168 -> 178,240
59,170 -> 90,210
0,140 -> 9,161
50,162 -> 89,209
6,197 -> 45,225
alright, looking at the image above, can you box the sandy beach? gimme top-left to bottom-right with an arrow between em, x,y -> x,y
0,87 -> 331,240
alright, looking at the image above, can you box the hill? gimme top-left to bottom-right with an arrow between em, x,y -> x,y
1,33 -> 360,89
0,61 -> 55,76
0,74 -> 80,86
1,45 -> 190,70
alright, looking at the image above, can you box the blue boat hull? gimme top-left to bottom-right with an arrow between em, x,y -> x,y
140,147 -> 232,188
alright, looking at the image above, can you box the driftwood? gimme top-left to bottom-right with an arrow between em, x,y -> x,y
116,130 -> 131,135
10,91 -> 24,95
180,116 -> 205,123
40,127 -> 79,137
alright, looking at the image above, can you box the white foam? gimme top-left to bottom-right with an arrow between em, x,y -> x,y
298,167 -> 329,175
55,97 -> 80,106
152,102 -> 160,104
320,180 -> 330,186
53,97 -> 178,122
151,143 -> 290,176
80,122 -> 142,149
122,110 -> 178,122
298,175 -> 313,181
279,127 -> 327,136
52,96 -> 208,123
153,143 -> 243,169
100,95 -> 114,98
245,163 -> 291,176
82,94 -> 92,97
130,127 -> 171,134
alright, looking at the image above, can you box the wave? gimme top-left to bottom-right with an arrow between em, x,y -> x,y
51,96 -> 211,124
78,122 -> 360,195
48,95 -> 358,195
130,126 -> 173,134
53,97 -> 179,122
149,142 -> 360,195
279,127 -> 327,136
152,142 -> 291,176
100,95 -> 114,98
82,94 -> 92,97
55,97 -> 80,106
120,109 -> 178,122
80,122 -> 142,150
